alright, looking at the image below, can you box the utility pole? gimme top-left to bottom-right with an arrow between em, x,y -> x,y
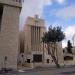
72,34 -> 75,46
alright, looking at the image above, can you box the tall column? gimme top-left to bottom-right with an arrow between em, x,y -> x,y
36,27 -> 37,51
34,27 -> 36,51
38,27 -> 40,51
33,27 -> 35,51
37,27 -> 39,51
31,27 -> 33,51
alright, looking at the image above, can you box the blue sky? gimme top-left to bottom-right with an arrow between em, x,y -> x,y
20,0 -> 75,47
43,0 -> 75,29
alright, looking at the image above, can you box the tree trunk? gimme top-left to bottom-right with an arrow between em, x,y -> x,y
51,55 -> 60,68
53,42 -> 60,68
47,43 -> 60,68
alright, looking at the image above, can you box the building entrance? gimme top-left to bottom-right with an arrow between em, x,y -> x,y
33,54 -> 42,62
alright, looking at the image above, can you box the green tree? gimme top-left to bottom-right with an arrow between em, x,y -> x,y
42,26 -> 65,68
67,40 -> 72,53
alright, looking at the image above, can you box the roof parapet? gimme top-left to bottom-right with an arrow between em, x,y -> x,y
0,0 -> 23,8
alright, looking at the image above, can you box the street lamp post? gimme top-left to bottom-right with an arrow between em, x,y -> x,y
3,56 -> 7,72
72,34 -> 75,46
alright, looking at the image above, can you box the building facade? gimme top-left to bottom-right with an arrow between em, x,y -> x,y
24,15 -> 46,67
63,47 -> 75,65
0,0 -> 22,69
19,15 -> 64,68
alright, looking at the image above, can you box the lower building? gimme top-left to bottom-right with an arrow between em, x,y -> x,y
18,15 -> 64,68
63,47 -> 75,65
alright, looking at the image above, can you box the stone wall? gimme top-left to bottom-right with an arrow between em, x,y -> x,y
0,5 -> 21,69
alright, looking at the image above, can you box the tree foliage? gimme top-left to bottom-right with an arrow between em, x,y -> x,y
67,40 -> 72,53
42,26 -> 65,43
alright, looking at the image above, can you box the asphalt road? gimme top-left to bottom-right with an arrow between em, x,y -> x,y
0,66 -> 75,75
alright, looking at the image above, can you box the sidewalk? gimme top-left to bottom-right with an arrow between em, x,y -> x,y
0,65 -> 75,75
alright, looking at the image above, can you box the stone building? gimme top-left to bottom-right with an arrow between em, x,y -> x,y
19,15 -> 64,68
0,0 -> 22,69
63,46 -> 75,65
23,15 -> 46,67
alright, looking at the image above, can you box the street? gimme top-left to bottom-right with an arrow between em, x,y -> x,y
0,66 -> 75,75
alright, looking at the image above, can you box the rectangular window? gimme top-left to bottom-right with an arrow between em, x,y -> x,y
0,5 -> 3,31
33,54 -> 42,62
64,56 -> 73,60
